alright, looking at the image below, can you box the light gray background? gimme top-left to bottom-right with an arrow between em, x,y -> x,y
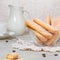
0,0 -> 60,60
0,0 -> 60,22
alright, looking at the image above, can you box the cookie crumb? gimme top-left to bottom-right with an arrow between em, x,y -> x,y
12,50 -> 16,52
41,49 -> 44,51
56,50 -> 60,52
5,40 -> 8,42
54,54 -> 58,56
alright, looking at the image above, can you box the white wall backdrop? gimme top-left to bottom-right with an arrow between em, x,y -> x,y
0,0 -> 60,22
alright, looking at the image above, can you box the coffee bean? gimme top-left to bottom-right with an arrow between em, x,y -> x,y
5,40 -> 8,42
12,50 -> 16,52
42,54 -> 46,57
54,54 -> 58,56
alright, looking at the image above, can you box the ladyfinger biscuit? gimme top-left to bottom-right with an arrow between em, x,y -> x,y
6,53 -> 18,59
33,18 -> 55,34
36,36 -> 43,44
47,15 -> 51,25
45,31 -> 59,46
6,54 -> 13,59
32,30 -> 47,42
25,20 -> 52,39
59,31 -> 60,34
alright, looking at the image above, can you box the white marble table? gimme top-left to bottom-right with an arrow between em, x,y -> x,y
0,36 -> 60,60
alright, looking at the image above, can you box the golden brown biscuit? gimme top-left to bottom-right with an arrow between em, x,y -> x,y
6,53 -> 18,60
36,35 -> 43,44
45,31 -> 59,46
47,15 -> 51,25
31,30 -> 47,42
33,18 -> 55,34
25,20 -> 52,39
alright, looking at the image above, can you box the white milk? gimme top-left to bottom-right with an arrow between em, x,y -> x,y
7,5 -> 26,35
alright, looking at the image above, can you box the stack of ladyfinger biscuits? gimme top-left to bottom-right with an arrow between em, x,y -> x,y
25,16 -> 60,46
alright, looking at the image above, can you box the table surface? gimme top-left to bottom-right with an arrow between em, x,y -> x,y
0,35 -> 60,60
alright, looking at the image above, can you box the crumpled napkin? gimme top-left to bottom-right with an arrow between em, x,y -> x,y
12,37 -> 60,52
